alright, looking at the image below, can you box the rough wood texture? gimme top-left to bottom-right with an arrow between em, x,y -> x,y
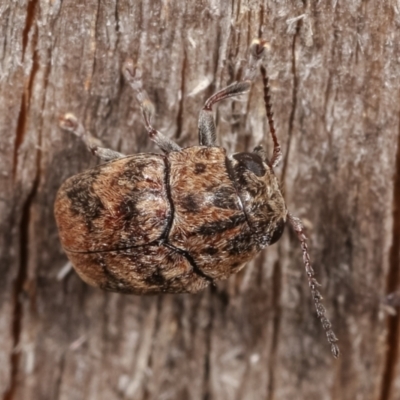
1,1 -> 399,399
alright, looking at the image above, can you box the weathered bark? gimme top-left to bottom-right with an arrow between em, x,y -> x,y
1,1 -> 399,399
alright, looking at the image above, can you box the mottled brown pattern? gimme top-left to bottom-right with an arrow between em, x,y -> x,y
168,147 -> 258,280
65,244 -> 209,294
55,144 -> 288,292
194,162 -> 206,174
54,154 -> 171,252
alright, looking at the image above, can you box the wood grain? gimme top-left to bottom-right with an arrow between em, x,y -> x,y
1,1 -> 399,399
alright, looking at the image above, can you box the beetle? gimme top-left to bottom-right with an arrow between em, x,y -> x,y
54,39 -> 339,357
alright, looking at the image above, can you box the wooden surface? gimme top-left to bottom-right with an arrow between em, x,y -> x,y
1,1 -> 399,399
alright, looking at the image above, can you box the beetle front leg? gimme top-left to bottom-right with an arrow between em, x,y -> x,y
122,60 -> 181,154
59,114 -> 125,161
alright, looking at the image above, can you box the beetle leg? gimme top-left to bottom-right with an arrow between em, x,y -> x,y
59,113 -> 125,161
139,95 -> 182,153
122,59 -> 181,154
198,81 -> 251,147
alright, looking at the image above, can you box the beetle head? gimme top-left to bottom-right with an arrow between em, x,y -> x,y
229,152 -> 287,248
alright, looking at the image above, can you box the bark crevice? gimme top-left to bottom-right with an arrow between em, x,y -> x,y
3,178 -> 38,400
380,109 -> 400,400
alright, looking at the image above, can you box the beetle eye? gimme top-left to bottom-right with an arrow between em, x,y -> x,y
269,218 -> 285,245
232,153 -> 266,177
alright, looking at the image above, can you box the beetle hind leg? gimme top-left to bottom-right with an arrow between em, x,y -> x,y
59,114 -> 125,161
122,60 -> 181,154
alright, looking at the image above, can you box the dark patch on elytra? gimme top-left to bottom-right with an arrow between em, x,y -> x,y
225,231 -> 255,256
118,197 -> 140,222
97,254 -> 133,294
197,213 -> 246,236
194,162 -> 207,174
213,186 -> 240,210
204,246 -> 218,255
180,193 -> 202,213
119,156 -> 162,183
101,185 -> 169,247
143,268 -> 167,287
65,170 -> 104,231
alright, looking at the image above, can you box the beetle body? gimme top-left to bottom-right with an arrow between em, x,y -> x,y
55,146 -> 286,294
54,40 -> 340,356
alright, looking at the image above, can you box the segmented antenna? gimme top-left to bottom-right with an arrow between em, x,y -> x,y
247,39 -> 282,168
251,39 -> 339,357
288,213 -> 340,358
260,65 -> 282,169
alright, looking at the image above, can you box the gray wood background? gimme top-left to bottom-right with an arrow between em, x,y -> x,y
1,1 -> 399,399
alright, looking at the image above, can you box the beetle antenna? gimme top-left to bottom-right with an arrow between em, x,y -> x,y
287,213 -> 340,358
246,39 -> 282,168
260,65 -> 282,169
